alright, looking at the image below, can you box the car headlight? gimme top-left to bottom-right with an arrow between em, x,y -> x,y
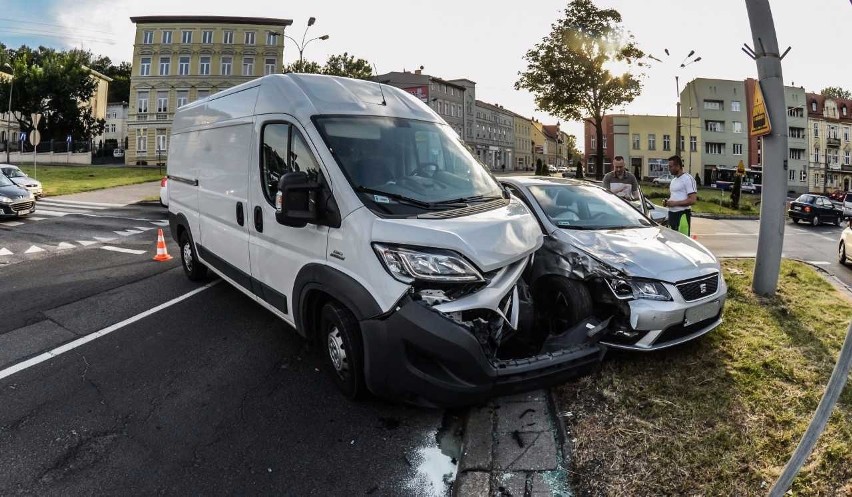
607,278 -> 672,301
373,244 -> 484,284
0,196 -> 11,204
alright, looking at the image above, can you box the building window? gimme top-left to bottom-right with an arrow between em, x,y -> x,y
705,143 -> 725,155
648,134 -> 656,150
801,170 -> 807,182
161,31 -> 172,44
242,57 -> 254,76
264,58 -> 276,75
813,122 -> 819,137
140,57 -> 151,76
136,129 -> 147,152
602,135 -> 607,150
137,91 -> 149,113
790,149 -> 804,160
196,89 -> 209,101
733,143 -> 743,155
591,136 -> 596,149
267,32 -> 278,45
156,91 -> 168,113
789,169 -> 795,182
705,120 -> 724,132
143,31 -> 153,44
731,101 -> 741,112
845,127 -> 851,141
244,31 -> 256,45
202,30 -> 213,44
179,56 -> 190,76
732,121 -> 743,134
223,30 -> 234,44
789,127 -> 805,139
846,151 -> 851,165
220,56 -> 232,75
200,56 -> 211,76
156,129 -> 168,152
181,30 -> 192,44
844,106 -> 848,117
788,107 -> 804,118
159,56 -> 170,76
704,100 -> 723,111
829,125 -> 839,139
812,101 -> 817,112
177,90 -> 188,108
663,134 -> 671,151
813,148 -> 820,162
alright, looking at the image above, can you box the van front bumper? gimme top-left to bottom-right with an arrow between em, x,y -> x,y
360,297 -> 604,408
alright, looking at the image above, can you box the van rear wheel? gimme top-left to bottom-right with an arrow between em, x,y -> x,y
321,302 -> 366,400
179,231 -> 207,281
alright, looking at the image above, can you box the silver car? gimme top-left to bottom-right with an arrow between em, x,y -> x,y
1,164 -> 43,199
502,177 -> 727,351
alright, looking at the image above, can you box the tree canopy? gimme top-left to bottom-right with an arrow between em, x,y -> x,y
821,86 -> 852,100
516,0 -> 645,178
283,52 -> 374,80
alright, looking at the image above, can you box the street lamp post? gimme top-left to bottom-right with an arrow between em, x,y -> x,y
268,17 -> 330,70
3,62 -> 13,164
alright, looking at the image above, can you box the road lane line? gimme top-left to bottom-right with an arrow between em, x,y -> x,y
31,209 -> 72,217
100,246 -> 147,255
76,240 -> 98,246
40,199 -> 124,208
24,246 -> 45,254
0,280 -> 220,382
0,221 -> 24,227
0,248 -> 12,256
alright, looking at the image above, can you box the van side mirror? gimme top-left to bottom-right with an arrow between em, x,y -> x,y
275,171 -> 321,228
650,209 -> 667,224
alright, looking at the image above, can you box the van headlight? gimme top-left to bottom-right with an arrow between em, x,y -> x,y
373,244 -> 484,284
607,278 -> 672,301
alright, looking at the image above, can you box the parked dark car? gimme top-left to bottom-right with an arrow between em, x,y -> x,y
788,194 -> 843,226
0,173 -> 36,217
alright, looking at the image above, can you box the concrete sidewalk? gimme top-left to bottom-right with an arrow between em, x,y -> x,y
46,180 -> 161,206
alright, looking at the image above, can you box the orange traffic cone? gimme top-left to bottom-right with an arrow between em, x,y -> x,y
153,228 -> 173,262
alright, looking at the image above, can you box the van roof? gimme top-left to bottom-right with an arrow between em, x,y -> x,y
172,74 -> 443,134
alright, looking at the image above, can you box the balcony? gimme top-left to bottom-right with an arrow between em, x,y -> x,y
136,115 -> 148,121
156,113 -> 169,121
827,137 -> 841,147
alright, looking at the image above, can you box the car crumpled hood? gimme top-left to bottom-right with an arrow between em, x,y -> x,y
0,184 -> 29,198
372,199 -> 543,272
554,226 -> 719,283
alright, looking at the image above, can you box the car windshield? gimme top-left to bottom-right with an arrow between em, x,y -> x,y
0,174 -> 14,187
2,167 -> 26,178
314,116 -> 502,214
796,194 -> 816,204
528,184 -> 653,230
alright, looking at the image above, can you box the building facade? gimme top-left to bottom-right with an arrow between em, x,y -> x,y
0,71 -> 19,149
583,115 -> 615,177
472,100 -> 514,171
127,15 -> 292,164
101,102 -> 129,150
511,113 -> 533,171
625,115 -> 678,179
807,93 -> 852,192
372,71 -> 468,140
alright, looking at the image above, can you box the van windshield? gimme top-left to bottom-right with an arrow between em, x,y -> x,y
314,116 -> 503,214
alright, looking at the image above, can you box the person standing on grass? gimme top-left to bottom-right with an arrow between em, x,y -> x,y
663,155 -> 697,236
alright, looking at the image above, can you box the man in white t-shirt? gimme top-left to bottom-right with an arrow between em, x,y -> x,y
663,155 -> 697,235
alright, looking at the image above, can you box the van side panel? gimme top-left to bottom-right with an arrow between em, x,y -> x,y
166,131 -> 200,241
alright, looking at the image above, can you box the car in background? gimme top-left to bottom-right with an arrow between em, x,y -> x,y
652,174 -> 675,186
842,192 -> 852,219
0,173 -> 36,217
1,164 -> 43,199
840,219 -> 852,266
113,149 -> 125,158
740,181 -> 757,194
159,176 -> 168,207
502,176 -> 726,351
788,194 -> 843,226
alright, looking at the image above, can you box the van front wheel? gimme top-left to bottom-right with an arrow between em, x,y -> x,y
179,231 -> 208,281
321,302 -> 366,400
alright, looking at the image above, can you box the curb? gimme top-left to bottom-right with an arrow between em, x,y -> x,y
693,213 -> 760,220
721,256 -> 852,298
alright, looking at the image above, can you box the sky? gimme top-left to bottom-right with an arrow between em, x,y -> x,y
2,0 -> 852,152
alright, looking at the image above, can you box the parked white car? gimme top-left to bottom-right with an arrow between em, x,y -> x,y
842,192 -> 852,219
839,218 -> 852,265
0,164 -> 43,199
652,174 -> 675,186
159,176 -> 168,207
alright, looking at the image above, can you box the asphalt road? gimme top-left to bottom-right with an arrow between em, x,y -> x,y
693,217 -> 852,288
0,203 -> 453,497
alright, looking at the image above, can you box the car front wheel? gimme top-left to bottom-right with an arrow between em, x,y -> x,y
841,242 -> 848,265
537,278 -> 593,335
812,216 -> 820,227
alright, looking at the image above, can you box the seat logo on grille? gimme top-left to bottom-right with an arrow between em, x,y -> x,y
700,283 -> 707,294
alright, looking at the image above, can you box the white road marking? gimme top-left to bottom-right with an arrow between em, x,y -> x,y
24,245 -> 45,254
40,198 -> 124,208
76,240 -> 98,246
0,248 -> 12,256
100,246 -> 147,255
115,229 -> 143,236
36,203 -> 96,213
0,221 -> 24,227
806,261 -> 832,266
31,209 -> 72,217
94,236 -> 117,243
150,221 -> 169,227
692,233 -> 756,236
0,281 -> 220,382
133,226 -> 155,232
56,242 -> 75,250
28,217 -> 46,221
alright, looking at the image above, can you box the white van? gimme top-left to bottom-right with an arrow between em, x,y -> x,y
167,74 -> 602,406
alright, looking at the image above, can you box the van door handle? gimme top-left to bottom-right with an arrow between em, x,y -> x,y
236,202 -> 244,226
254,206 -> 263,233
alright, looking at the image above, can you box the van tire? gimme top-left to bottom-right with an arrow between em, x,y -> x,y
320,301 -> 366,400
538,277 -> 594,335
179,231 -> 208,281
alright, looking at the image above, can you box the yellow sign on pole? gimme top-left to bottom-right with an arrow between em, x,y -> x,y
750,81 -> 772,137
737,159 -> 746,175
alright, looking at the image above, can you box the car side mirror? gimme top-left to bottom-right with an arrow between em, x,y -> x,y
275,171 -> 322,228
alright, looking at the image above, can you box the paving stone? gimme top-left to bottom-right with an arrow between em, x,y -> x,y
460,406 -> 493,471
453,471 -> 489,497
493,472 -> 527,496
495,400 -> 550,433
0,320 -> 76,369
495,430 -> 558,471
531,473 -> 560,496
496,389 -> 548,403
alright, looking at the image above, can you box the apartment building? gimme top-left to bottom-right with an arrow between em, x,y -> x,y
583,115 -> 615,177
127,15 -> 292,164
472,100 -> 514,171
624,115 -> 679,179
510,112 -> 534,171
101,102 -> 129,150
806,93 -> 852,192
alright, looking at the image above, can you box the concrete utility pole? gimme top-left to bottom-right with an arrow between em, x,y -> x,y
746,0 -> 789,296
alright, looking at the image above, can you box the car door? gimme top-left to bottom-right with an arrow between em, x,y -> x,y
248,119 -> 330,323
817,197 -> 835,219
844,193 -> 852,217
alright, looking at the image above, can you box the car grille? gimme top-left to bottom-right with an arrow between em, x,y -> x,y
656,310 -> 722,344
676,273 -> 719,302
11,200 -> 34,213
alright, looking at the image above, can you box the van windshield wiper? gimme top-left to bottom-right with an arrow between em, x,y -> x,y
433,194 -> 504,205
355,186 -> 438,209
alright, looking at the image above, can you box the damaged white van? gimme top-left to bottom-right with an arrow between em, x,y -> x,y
166,74 -> 605,406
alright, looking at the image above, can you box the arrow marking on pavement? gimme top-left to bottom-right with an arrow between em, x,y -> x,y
56,242 -> 75,250
76,240 -> 98,246
0,248 -> 12,256
93,236 -> 117,243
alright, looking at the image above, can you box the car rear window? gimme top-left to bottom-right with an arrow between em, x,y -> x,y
796,194 -> 815,204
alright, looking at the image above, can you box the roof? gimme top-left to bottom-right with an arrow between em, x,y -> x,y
542,125 -> 560,140
172,73 -> 442,133
500,176 -> 595,188
130,15 -> 293,27
475,100 -> 514,115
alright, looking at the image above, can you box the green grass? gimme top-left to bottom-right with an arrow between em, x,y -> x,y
13,165 -> 163,197
642,183 -> 760,216
557,260 -> 852,496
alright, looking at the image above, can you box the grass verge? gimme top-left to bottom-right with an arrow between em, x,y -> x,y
557,259 -> 852,496
642,184 -> 760,216
14,165 -> 163,197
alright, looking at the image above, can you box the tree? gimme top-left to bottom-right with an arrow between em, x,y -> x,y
516,0 -> 645,180
731,174 -> 742,209
821,86 -> 851,100
282,59 -> 323,74
323,52 -> 373,80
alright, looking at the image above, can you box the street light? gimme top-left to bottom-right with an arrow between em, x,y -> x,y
3,62 -> 13,164
268,17 -> 330,69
